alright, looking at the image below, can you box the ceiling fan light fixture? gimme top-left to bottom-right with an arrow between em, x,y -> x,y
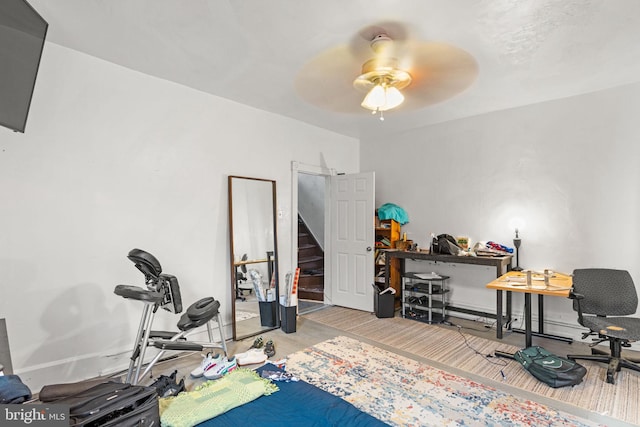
361,84 -> 404,111
354,56 -> 412,117
361,84 -> 385,109
381,86 -> 404,110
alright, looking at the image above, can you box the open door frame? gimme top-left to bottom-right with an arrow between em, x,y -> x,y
291,162 -> 376,310
291,161 -> 335,303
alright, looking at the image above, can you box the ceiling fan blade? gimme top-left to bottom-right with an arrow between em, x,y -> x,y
401,42 -> 479,110
295,26 -> 478,114
294,45 -> 367,114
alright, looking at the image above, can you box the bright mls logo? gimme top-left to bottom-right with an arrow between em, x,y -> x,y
1,404 -> 68,426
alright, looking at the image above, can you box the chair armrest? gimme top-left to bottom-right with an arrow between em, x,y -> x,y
568,290 -> 585,325
568,290 -> 583,300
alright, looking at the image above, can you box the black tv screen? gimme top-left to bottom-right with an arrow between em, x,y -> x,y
0,0 -> 47,133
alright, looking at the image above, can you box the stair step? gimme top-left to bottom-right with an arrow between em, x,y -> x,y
299,255 -> 323,264
298,288 -> 324,294
298,275 -> 324,288
300,268 -> 324,278
298,287 -> 324,301
298,215 -> 324,301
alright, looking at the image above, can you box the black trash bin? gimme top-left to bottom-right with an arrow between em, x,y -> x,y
373,286 -> 395,318
280,304 -> 297,333
259,301 -> 277,327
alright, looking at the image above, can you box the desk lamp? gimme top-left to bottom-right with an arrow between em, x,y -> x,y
512,229 -> 523,271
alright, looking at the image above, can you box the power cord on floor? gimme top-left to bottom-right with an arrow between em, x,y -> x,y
447,323 -> 509,369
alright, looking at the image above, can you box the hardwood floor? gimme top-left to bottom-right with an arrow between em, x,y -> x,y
136,306 -> 593,392
133,313 -> 341,391
108,306 -> 638,425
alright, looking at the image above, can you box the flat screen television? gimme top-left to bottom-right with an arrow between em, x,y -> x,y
0,0 -> 48,133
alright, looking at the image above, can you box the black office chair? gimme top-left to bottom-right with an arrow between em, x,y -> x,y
235,254 -> 253,301
567,268 -> 640,384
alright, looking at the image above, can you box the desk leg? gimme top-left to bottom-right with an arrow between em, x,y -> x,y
538,294 -> 544,334
506,291 -> 512,329
496,290 -> 503,339
525,292 -> 532,348
512,293 -> 574,344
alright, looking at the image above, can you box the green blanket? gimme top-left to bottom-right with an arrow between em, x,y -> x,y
159,368 -> 278,427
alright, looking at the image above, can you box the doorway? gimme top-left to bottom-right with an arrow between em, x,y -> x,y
291,162 -> 332,314
291,163 -> 376,314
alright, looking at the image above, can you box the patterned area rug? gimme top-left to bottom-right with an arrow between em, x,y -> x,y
234,311 -> 259,322
286,336 -> 603,427
302,306 -> 639,425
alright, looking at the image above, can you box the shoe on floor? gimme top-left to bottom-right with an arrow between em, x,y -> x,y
151,370 -> 185,397
190,352 -> 222,378
203,356 -> 237,380
264,340 -> 276,358
236,348 -> 268,366
249,336 -> 264,350
159,377 -> 185,398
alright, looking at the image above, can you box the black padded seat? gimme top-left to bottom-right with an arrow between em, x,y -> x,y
127,248 -> 162,279
186,297 -> 218,321
177,298 -> 220,331
581,316 -> 640,341
114,284 -> 163,303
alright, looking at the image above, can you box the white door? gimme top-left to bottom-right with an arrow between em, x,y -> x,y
330,172 -> 375,311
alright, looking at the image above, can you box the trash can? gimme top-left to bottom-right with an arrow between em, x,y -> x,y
259,301 -> 277,327
280,304 -> 297,333
374,288 -> 395,318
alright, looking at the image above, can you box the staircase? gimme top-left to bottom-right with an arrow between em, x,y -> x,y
297,215 -> 324,301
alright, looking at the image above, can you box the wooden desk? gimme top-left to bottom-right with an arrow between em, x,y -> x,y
385,251 -> 512,279
486,271 -> 573,348
385,250 -> 512,319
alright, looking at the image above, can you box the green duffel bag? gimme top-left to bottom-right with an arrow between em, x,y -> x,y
514,346 -> 587,388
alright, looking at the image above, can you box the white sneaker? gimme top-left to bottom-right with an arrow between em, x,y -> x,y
190,352 -> 222,378
236,348 -> 268,366
203,356 -> 237,380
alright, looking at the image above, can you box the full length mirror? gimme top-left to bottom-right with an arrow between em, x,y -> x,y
228,176 -> 279,341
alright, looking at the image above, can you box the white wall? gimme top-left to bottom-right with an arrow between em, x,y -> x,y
0,43 -> 359,391
362,83 -> 640,339
298,173 -> 325,249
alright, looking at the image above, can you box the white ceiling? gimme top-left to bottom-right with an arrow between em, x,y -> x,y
28,0 -> 640,139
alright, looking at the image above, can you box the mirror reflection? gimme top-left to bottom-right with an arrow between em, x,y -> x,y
228,176 -> 279,341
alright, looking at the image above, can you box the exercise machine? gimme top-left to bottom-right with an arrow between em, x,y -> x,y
114,248 -> 227,385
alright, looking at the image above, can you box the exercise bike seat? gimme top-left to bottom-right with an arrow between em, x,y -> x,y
114,284 -> 163,304
128,248 -> 162,279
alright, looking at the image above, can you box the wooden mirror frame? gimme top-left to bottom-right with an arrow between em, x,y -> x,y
228,175 -> 279,341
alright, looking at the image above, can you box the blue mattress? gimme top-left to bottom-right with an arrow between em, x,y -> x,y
198,363 -> 388,426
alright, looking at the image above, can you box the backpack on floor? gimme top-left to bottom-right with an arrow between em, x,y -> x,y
514,346 -> 586,388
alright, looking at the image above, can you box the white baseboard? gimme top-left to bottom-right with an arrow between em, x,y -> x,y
15,323 -> 233,394
447,303 -> 640,351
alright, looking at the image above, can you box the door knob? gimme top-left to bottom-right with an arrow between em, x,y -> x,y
366,246 -> 372,252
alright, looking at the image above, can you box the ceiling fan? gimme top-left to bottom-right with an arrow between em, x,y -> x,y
295,22 -> 479,120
